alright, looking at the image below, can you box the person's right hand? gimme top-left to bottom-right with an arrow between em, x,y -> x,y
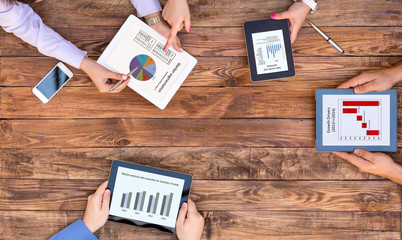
82,180 -> 111,233
80,57 -> 130,93
162,0 -> 191,50
337,68 -> 400,94
176,199 -> 204,240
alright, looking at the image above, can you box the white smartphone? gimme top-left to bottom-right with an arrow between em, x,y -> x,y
32,62 -> 74,103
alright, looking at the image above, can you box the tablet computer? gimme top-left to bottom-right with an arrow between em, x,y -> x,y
107,160 -> 192,234
316,89 -> 397,152
243,19 -> 295,82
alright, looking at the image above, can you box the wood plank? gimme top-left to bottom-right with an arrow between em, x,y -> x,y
1,27 -> 400,57
2,119 -> 402,148
1,57 -> 402,87
0,210 -> 400,240
0,119 -> 314,148
2,86 -> 402,119
27,0 -> 402,27
0,179 -> 399,211
2,148 -> 401,180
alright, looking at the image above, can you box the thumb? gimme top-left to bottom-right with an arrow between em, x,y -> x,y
353,148 -> 376,163
354,81 -> 378,94
101,189 -> 111,213
271,11 -> 290,20
176,202 -> 188,226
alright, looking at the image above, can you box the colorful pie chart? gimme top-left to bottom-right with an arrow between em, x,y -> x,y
129,54 -> 156,81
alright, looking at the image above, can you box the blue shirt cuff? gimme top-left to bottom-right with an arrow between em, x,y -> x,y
49,219 -> 98,240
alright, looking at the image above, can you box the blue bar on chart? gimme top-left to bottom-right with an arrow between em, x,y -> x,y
266,44 -> 282,59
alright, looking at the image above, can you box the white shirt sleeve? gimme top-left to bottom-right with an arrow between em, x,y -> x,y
130,0 -> 162,18
0,2 -> 87,69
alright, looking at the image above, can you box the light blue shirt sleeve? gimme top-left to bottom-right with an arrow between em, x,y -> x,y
130,0 -> 162,17
49,219 -> 98,240
0,2 -> 87,69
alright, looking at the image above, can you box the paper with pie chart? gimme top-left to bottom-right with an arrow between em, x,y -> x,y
97,15 -> 197,109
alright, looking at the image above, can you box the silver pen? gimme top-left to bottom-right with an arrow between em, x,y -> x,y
108,66 -> 139,92
308,21 -> 344,54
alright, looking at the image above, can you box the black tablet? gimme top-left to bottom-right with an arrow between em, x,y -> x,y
107,160 -> 192,234
244,19 -> 295,81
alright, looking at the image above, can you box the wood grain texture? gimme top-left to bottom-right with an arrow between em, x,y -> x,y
2,119 -> 402,149
1,27 -> 401,57
0,210 -> 400,240
1,57 -> 402,87
0,179 -> 400,211
0,119 -> 313,148
2,148 -> 401,180
26,0 -> 402,28
1,86 -> 402,119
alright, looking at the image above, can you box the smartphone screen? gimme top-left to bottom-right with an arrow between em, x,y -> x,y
36,66 -> 70,99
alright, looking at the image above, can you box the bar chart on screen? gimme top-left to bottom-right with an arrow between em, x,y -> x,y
109,166 -> 185,228
119,191 -> 175,218
339,99 -> 382,141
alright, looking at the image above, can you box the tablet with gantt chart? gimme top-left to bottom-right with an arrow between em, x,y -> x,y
316,89 -> 397,152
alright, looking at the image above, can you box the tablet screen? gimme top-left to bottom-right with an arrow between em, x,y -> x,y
251,29 -> 288,75
109,166 -> 185,228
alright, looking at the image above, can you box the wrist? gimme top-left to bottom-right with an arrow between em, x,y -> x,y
387,163 -> 402,184
144,12 -> 161,20
82,218 -> 96,233
390,62 -> 402,83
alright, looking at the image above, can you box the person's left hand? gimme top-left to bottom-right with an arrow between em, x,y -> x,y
162,0 -> 191,50
270,2 -> 310,43
82,180 -> 111,233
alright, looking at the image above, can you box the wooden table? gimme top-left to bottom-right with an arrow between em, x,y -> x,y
0,0 -> 401,239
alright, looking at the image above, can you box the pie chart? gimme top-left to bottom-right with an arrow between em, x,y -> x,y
129,54 -> 156,81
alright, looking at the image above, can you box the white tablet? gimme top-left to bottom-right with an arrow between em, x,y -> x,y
98,15 -> 197,109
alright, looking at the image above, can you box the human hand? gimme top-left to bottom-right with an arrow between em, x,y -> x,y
80,57 -> 130,93
337,67 -> 401,94
162,0 -> 190,50
176,199 -> 204,240
150,18 -> 183,52
271,1 -> 310,43
82,180 -> 111,233
333,149 -> 402,185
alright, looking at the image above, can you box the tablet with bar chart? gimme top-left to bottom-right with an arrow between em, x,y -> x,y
244,19 -> 295,81
107,160 -> 192,233
316,89 -> 397,152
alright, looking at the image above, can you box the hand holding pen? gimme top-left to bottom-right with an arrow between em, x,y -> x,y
108,66 -> 139,92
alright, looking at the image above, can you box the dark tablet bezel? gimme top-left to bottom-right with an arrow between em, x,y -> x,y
316,89 -> 397,152
243,19 -> 295,81
107,160 -> 192,234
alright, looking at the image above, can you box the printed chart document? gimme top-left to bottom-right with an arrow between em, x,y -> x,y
98,15 -> 197,109
109,166 -> 185,229
316,89 -> 397,152
251,29 -> 288,74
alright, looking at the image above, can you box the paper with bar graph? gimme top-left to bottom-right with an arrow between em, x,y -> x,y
109,166 -> 185,228
251,29 -> 288,74
321,94 -> 391,146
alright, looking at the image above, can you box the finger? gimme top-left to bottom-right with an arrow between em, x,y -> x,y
176,202 -> 188,226
337,73 -> 372,91
333,151 -> 372,169
110,78 -> 130,93
101,189 -> 111,213
353,148 -> 376,163
172,37 -> 183,52
94,180 -> 109,198
186,199 -> 198,217
164,23 -> 181,51
270,11 -> 290,20
184,16 -> 191,33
